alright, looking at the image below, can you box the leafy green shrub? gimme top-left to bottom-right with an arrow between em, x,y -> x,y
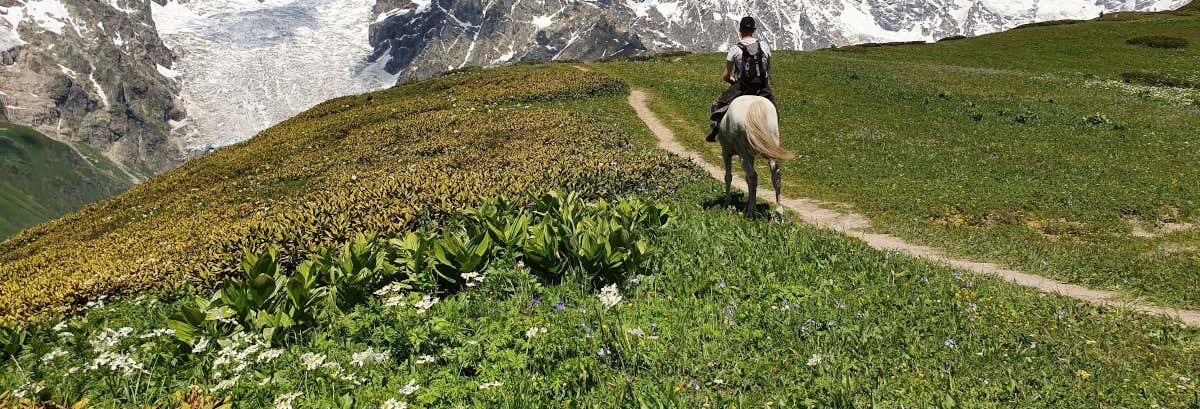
1126,36 -> 1189,49
1120,71 -> 1200,88
0,324 -> 26,359
168,192 -> 670,344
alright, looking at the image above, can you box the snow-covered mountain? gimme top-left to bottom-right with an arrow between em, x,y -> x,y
368,0 -> 1188,80
0,0 -> 1190,170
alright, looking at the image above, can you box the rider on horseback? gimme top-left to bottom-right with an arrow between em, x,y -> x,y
707,16 -> 774,142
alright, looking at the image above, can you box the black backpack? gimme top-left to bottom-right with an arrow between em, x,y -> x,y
737,42 -> 768,87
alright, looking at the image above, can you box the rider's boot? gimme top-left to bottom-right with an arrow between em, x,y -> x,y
705,121 -> 719,142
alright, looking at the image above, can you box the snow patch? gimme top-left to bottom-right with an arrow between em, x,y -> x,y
0,27 -> 23,52
489,50 -> 515,64
26,0 -> 72,35
89,66 -> 110,109
531,15 -> 554,29
58,64 -> 77,78
156,64 -> 181,79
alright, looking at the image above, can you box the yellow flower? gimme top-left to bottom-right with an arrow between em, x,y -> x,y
1077,370 -> 1092,380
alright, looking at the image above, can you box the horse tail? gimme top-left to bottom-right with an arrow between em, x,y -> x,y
743,99 -> 793,161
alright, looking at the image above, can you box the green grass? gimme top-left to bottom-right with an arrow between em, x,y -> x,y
3,179 -> 1199,407
0,124 -> 130,240
589,11 -> 1200,308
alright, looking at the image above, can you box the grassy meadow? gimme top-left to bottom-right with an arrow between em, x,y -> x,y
592,10 -> 1200,308
0,124 -> 131,240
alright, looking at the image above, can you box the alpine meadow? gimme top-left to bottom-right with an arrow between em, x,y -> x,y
1,4 -> 1200,408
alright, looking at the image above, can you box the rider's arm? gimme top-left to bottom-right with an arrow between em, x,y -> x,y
723,61 -> 736,84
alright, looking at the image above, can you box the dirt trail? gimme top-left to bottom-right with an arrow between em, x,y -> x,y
627,89 -> 1200,327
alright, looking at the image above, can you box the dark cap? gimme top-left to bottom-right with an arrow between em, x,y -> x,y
739,16 -> 756,32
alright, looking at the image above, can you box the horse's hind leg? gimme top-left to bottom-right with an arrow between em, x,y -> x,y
722,146 -> 735,208
741,155 -> 758,219
770,160 -> 783,217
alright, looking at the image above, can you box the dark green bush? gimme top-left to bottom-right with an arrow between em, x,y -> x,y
1014,20 -> 1083,29
938,35 -> 967,42
1126,36 -> 1189,49
1121,71 -> 1200,88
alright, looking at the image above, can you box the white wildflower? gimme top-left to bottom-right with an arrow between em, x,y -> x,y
351,347 -> 390,367
478,381 -> 503,390
192,337 -> 210,353
87,352 -> 147,376
301,353 -> 326,371
598,284 -> 622,309
625,327 -> 646,337
273,392 -> 304,409
398,379 -> 420,395
210,376 -> 240,392
139,328 -> 176,339
381,399 -> 408,409
41,348 -> 68,363
375,282 -> 408,297
413,295 -> 438,314
90,327 -> 134,352
52,321 -> 68,332
416,355 -> 436,365
257,348 -> 284,363
806,354 -> 823,367
384,295 -> 406,308
525,326 -> 547,339
460,272 -> 485,288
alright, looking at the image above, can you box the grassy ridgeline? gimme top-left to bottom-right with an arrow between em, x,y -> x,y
0,124 -> 130,240
0,65 -> 692,323
594,9 -> 1200,308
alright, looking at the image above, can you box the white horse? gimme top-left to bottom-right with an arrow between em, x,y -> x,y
717,95 -> 793,219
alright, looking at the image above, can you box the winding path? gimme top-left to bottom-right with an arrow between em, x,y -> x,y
627,88 -> 1200,327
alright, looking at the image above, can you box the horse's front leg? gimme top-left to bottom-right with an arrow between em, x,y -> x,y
722,146 -> 734,208
742,155 -> 758,219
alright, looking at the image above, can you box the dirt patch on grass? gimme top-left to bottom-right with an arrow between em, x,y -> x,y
1125,216 -> 1197,238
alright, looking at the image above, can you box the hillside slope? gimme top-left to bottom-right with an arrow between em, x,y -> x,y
597,9 -> 1200,307
0,65 -> 689,323
0,124 -> 130,240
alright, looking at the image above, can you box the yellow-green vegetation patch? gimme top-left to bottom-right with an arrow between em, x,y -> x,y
0,65 -> 692,324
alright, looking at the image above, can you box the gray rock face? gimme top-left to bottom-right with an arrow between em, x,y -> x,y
368,0 -> 1189,82
0,0 -> 183,180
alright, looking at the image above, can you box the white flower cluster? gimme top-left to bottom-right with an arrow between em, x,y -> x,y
414,295 -> 439,314
86,351 -> 148,376
599,284 -> 622,309
209,333 -> 282,391
381,399 -> 409,409
398,379 -> 420,395
478,381 -> 503,390
525,326 -> 547,339
460,272 -> 485,288
139,328 -> 176,339
301,352 -> 365,384
41,348 -> 68,364
376,282 -> 409,307
415,355 -> 436,365
273,392 -> 304,409
351,347 -> 391,367
89,327 -> 133,351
